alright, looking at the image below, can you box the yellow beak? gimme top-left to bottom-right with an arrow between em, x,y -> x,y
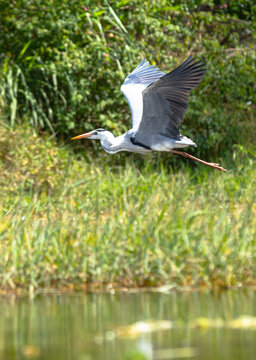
71,132 -> 93,140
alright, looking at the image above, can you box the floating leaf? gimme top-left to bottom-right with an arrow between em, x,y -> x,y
154,347 -> 197,359
116,320 -> 173,338
22,345 -> 40,358
191,317 -> 224,329
228,316 -> 256,329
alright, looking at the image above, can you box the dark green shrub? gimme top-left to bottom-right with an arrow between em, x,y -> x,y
0,0 -> 255,156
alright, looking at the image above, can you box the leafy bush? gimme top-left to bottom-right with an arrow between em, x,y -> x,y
0,0 -> 255,156
0,121 -> 70,193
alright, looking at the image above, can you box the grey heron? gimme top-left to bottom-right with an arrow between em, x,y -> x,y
72,56 -> 227,172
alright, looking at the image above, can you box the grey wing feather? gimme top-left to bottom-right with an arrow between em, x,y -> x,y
123,59 -> 165,86
121,59 -> 165,128
133,56 -> 206,146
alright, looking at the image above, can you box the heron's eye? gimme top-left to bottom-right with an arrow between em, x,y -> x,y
94,131 -> 98,135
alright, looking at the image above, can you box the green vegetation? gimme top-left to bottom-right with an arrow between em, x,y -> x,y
0,1 -> 255,291
1,0 -> 256,156
0,121 -> 255,290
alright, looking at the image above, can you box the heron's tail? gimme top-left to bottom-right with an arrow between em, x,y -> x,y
173,136 -> 197,148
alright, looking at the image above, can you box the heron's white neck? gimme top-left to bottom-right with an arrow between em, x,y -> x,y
100,133 -> 128,154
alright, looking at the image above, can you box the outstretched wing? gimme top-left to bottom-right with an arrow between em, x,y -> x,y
133,56 -> 206,146
121,59 -> 165,129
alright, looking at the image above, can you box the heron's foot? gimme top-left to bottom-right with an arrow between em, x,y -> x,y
170,150 -> 227,172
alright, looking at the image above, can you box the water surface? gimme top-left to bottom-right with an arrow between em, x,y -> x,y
1,289 -> 256,360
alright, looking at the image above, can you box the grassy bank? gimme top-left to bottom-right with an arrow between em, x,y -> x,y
0,121 -> 256,291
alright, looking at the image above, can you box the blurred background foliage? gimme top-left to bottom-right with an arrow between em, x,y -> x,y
0,0 -> 255,156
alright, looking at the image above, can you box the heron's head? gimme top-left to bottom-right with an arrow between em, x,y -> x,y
71,128 -> 113,141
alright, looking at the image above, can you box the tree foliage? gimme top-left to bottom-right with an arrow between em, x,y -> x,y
0,0 -> 255,155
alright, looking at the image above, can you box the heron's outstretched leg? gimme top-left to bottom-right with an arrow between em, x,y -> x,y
170,150 -> 227,172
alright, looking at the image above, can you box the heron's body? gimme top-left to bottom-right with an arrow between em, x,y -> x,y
99,131 -> 196,154
72,56 -> 227,172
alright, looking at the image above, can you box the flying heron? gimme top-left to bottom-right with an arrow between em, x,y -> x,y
72,56 -> 227,172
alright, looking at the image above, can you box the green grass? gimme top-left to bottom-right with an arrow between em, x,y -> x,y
0,121 -> 256,291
